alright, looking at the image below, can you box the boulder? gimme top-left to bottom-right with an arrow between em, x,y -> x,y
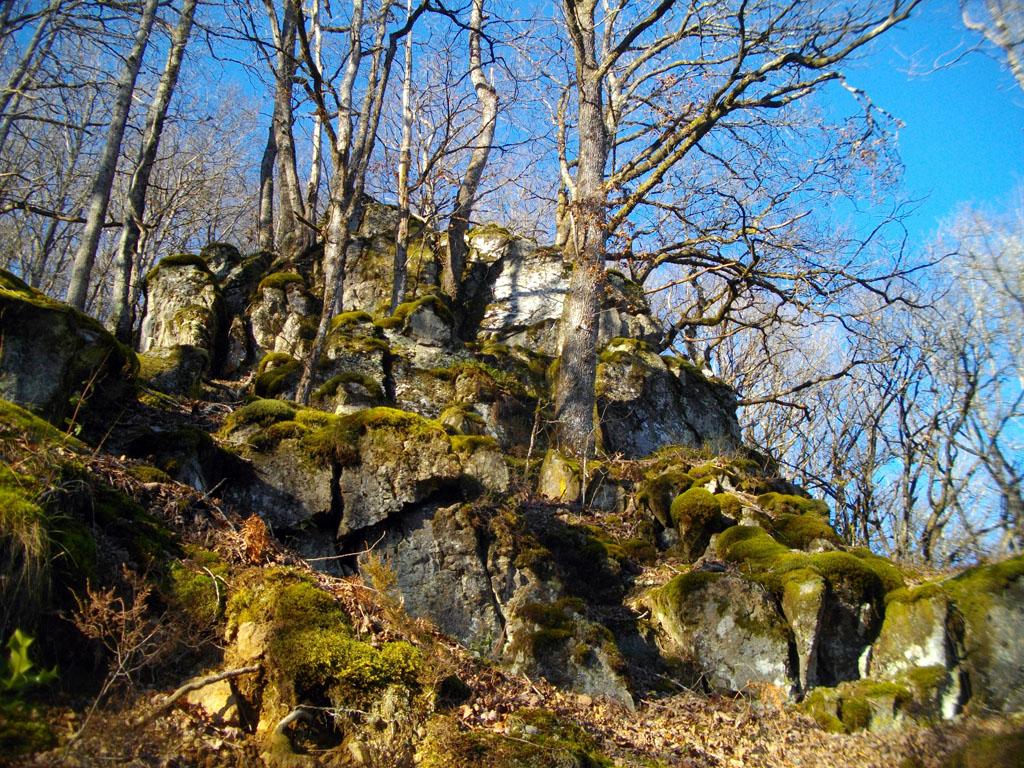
781,570 -> 826,692
356,502 -> 505,651
0,269 -> 136,427
247,271 -> 317,359
337,411 -> 464,536
138,344 -> 208,397
140,254 -> 222,357
468,231 -> 663,356
645,571 -> 794,693
596,338 -> 741,458
944,556 -> 1024,713
869,585 -> 962,718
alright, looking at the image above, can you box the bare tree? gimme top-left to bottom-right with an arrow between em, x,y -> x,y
550,0 -> 921,458
962,0 -> 1024,90
441,0 -> 498,309
64,0 -> 160,310
108,0 -> 199,342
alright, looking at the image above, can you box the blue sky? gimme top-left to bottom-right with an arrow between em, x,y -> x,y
844,2 -> 1024,241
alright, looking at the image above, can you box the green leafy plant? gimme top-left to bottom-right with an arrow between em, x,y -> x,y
1,629 -> 57,696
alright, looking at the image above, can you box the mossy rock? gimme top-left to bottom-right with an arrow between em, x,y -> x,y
418,710 -> 614,768
137,344 -> 209,397
801,678 -> 920,733
940,730 -> 1024,768
144,253 -> 214,284
636,469 -> 694,529
646,569 -> 794,692
0,269 -> 138,429
943,555 -> 1024,713
227,568 -> 420,705
257,271 -> 305,293
253,353 -> 302,398
669,488 -> 724,562
757,492 -> 829,518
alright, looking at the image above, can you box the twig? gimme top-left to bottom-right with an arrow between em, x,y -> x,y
131,664 -> 260,728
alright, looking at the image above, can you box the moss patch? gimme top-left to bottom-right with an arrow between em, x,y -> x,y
257,271 -> 304,292
144,253 -> 214,284
222,398 -> 298,433
418,710 -> 614,768
227,569 -> 420,702
254,353 -> 302,398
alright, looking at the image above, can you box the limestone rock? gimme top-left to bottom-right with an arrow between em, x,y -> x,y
470,235 -> 663,356
781,570 -> 826,692
356,503 -> 505,651
504,587 -> 633,706
337,414 -> 464,536
0,269 -> 136,427
944,556 -> 1024,713
140,255 -> 222,359
138,344 -> 208,397
247,272 -> 317,359
870,588 -> 958,685
596,338 -> 741,458
645,571 -> 794,693
225,437 -> 334,531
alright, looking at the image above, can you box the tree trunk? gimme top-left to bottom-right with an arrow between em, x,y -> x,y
270,0 -> 310,256
109,0 -> 198,342
553,0 -> 607,459
65,0 -> 160,311
305,0 -> 323,219
391,0 -> 414,313
443,0 -> 498,307
258,123 -> 277,251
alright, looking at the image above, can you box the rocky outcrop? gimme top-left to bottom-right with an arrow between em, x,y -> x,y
645,570 -> 794,693
0,269 -> 136,427
597,338 -> 741,458
465,229 -> 661,356
139,254 -> 223,394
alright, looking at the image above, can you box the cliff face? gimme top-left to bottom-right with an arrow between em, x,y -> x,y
1,211 -> 1022,765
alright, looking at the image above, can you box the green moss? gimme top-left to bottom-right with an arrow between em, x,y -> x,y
757,492 -> 829,518
128,465 -> 174,484
329,311 -> 373,331
943,554 -> 1024,677
144,253 -> 213,284
771,513 -> 842,549
801,679 -> 912,734
377,293 -> 452,329
636,469 -> 694,527
941,730 -> 1024,768
257,271 -> 304,292
166,547 -> 228,626
313,371 -> 384,402
450,434 -> 499,455
657,570 -> 723,608
716,525 -> 901,598
228,569 -> 418,700
670,488 -> 720,529
222,398 -> 297,432
0,700 -> 56,756
885,582 -> 946,606
597,337 -> 653,365
248,420 -> 309,451
253,353 -> 302,398
419,710 -> 614,768
0,399 -> 82,449
300,406 -> 448,469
